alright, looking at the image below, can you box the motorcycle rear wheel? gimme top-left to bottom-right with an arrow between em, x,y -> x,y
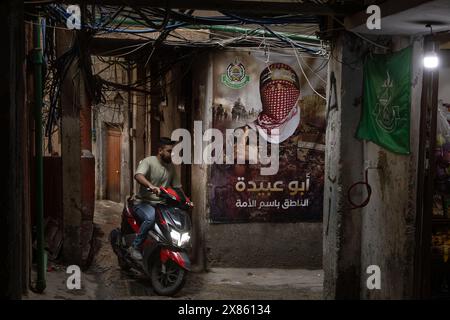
150,259 -> 186,296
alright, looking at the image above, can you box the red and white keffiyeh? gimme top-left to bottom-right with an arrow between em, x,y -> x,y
249,63 -> 301,144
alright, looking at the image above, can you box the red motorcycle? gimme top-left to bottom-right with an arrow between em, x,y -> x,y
109,187 -> 193,296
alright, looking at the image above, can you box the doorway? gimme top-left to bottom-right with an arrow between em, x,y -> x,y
106,125 -> 122,202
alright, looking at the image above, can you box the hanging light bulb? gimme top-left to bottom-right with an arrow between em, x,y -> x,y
423,24 -> 439,69
424,52 -> 439,69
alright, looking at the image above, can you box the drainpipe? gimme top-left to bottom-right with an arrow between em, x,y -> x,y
128,62 -> 134,196
33,17 -> 46,293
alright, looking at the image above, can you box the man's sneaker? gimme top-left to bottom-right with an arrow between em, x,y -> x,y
128,247 -> 143,260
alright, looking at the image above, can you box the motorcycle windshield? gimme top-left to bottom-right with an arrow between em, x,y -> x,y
159,206 -> 191,232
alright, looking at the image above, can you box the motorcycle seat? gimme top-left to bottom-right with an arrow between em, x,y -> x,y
126,197 -> 147,225
122,197 -> 141,224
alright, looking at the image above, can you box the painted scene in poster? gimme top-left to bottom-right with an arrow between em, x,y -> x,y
209,49 -> 327,223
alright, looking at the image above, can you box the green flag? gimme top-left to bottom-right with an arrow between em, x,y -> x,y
356,46 -> 412,154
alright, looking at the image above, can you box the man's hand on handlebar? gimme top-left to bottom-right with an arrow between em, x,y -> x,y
146,185 -> 160,195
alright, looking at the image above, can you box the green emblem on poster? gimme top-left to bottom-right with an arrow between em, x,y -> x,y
221,59 -> 250,89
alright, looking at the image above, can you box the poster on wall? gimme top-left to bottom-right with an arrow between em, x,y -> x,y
209,49 -> 328,223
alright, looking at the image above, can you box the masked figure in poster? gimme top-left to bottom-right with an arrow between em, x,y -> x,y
247,62 -> 301,144
230,62 -> 301,165
212,61 -> 325,222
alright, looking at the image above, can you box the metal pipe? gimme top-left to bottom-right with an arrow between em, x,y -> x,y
187,24 -> 321,44
106,18 -> 321,44
33,16 -> 46,293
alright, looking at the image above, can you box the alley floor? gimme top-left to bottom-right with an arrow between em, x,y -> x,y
25,201 -> 323,300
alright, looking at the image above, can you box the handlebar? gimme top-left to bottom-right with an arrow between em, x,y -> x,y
146,187 -> 159,195
146,187 -> 194,208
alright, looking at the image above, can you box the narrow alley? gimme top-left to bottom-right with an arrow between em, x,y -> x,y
26,201 -> 322,300
2,0 -> 450,303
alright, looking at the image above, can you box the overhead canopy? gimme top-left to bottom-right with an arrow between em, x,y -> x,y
346,0 -> 450,35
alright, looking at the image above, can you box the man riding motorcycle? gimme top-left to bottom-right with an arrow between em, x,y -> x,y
129,137 -> 192,260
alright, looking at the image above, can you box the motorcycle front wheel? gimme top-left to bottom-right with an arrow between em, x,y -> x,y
150,259 -> 187,296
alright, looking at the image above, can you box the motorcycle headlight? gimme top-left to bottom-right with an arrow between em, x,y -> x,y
181,232 -> 190,245
170,229 -> 190,247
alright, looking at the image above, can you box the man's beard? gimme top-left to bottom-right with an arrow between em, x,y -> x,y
162,155 -> 172,164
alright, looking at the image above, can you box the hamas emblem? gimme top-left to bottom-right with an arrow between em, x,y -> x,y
221,59 -> 250,89
373,71 -> 401,133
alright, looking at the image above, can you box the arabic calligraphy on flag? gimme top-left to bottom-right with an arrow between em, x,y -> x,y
356,46 -> 412,154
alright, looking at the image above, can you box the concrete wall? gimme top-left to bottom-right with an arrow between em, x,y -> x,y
190,53 -> 211,269
323,33 -> 364,298
358,37 -> 422,299
207,223 -> 322,268
58,30 -> 83,265
359,37 -> 422,299
324,33 -> 423,299
189,52 -> 323,269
